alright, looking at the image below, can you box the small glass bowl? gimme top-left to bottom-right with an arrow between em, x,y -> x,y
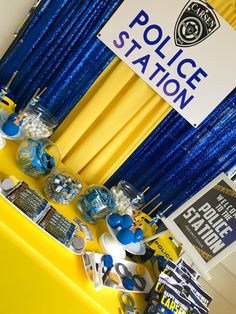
17,138 -> 60,177
44,168 -> 83,204
77,185 -> 116,224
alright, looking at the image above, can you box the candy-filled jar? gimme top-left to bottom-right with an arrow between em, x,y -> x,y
111,181 -> 145,214
77,185 -> 116,224
44,168 -> 83,204
17,139 -> 60,177
21,104 -> 58,139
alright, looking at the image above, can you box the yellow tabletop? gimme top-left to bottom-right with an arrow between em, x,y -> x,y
0,140 -> 150,314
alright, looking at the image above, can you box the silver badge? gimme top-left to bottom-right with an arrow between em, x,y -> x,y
174,0 -> 220,47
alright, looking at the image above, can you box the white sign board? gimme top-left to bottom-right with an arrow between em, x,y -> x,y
162,173 -> 236,276
98,0 -> 236,127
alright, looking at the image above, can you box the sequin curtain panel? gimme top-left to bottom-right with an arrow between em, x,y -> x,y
106,1 -> 236,217
0,0 -> 121,124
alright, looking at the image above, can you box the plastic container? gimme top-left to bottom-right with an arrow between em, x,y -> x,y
44,168 -> 83,204
17,139 -> 60,177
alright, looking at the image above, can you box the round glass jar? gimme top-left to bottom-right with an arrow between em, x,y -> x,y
44,168 -> 83,204
17,138 -> 60,177
21,104 -> 58,139
77,185 -> 116,224
111,180 -> 145,214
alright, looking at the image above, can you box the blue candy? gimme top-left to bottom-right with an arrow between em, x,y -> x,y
108,213 -> 123,229
120,214 -> 133,228
133,228 -> 144,243
117,228 -> 134,245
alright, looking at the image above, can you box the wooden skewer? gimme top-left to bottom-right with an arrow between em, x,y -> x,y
37,86 -> 47,97
142,186 -> 150,194
146,201 -> 163,217
137,186 -> 150,200
140,193 -> 160,211
6,71 -> 18,89
32,88 -> 41,99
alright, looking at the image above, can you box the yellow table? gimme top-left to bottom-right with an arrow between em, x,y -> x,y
0,141 -> 148,314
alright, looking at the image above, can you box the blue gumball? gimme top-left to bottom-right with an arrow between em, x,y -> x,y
108,213 -> 123,229
120,214 -> 133,229
117,228 -> 134,245
133,228 -> 144,243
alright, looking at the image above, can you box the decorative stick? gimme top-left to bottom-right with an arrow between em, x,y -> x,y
6,71 -> 18,89
142,186 -> 150,194
146,201 -> 163,217
140,193 -> 160,211
143,230 -> 169,243
32,88 -> 41,99
37,86 -> 47,97
161,204 -> 173,217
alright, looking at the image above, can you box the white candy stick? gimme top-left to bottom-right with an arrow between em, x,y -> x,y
143,230 -> 169,243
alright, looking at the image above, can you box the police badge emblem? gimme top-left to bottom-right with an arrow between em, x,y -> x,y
174,0 -> 220,47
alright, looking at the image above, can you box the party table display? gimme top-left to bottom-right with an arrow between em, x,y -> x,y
0,75 -> 213,312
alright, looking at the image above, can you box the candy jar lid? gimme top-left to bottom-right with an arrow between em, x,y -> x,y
24,103 -> 58,128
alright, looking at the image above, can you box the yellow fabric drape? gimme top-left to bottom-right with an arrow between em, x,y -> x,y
53,0 -> 236,185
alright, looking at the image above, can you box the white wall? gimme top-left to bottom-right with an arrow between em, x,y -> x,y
0,0 -> 35,57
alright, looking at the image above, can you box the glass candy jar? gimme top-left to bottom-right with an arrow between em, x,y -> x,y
17,139 -> 60,177
77,185 -> 116,224
111,180 -> 145,214
44,168 -> 83,204
21,104 -> 58,139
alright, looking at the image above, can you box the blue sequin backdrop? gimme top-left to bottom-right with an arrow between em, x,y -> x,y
0,0 -> 121,124
106,89 -> 236,217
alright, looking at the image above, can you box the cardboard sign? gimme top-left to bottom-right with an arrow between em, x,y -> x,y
98,0 -> 236,127
163,173 -> 236,275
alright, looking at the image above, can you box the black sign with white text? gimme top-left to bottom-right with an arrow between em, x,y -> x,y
174,180 -> 236,262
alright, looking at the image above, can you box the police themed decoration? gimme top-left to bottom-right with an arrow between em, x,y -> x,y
174,0 -> 220,47
99,0 -> 236,127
